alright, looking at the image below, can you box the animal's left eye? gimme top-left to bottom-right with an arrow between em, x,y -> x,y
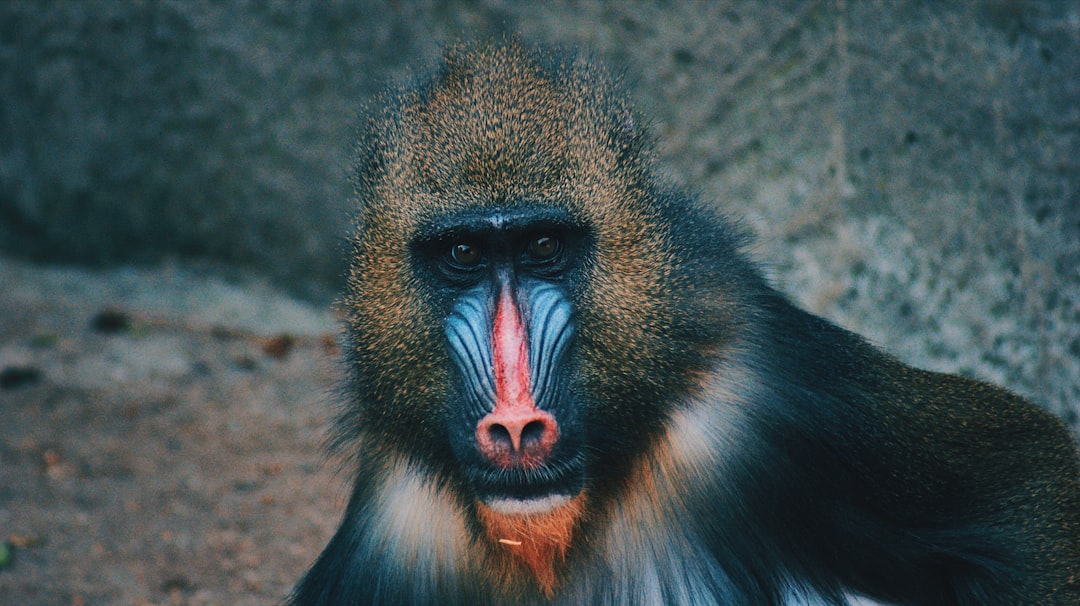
526,235 -> 561,262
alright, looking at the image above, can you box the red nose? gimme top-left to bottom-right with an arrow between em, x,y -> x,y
476,407 -> 559,468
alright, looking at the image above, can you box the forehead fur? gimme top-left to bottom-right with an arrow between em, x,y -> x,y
405,43 -> 574,194
359,41 -> 646,229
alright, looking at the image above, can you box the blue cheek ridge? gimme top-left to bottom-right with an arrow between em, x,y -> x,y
526,283 -> 575,411
446,293 -> 496,418
445,283 -> 575,418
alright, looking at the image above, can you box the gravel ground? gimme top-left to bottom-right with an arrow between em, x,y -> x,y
0,256 -> 344,605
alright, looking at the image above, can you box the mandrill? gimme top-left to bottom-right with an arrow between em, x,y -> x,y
290,41 -> 1080,605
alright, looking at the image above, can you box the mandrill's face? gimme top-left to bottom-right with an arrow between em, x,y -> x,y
409,202 -> 594,590
411,203 -> 591,510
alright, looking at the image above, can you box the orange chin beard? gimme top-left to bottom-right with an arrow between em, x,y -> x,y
475,493 -> 588,597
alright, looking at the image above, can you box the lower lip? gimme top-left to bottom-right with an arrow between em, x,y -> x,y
483,494 -> 573,515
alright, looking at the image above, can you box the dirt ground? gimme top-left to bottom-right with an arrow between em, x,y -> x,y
0,256 -> 347,605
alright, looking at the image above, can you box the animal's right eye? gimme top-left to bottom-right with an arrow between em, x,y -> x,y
447,241 -> 483,268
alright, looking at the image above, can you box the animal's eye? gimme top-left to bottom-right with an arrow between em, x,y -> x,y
526,235 -> 561,262
448,241 -> 482,268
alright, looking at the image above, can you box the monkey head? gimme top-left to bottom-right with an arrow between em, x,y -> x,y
338,41 -> 741,588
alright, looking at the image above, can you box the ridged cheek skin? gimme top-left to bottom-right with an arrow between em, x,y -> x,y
525,283 -> 574,411
445,292 -> 496,420
444,282 -> 574,419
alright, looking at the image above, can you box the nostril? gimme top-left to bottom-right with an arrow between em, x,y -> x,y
487,424 -> 513,451
520,420 -> 547,448
476,409 -> 559,468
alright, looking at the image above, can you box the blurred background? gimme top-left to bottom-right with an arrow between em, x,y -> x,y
1,1 -> 1077,604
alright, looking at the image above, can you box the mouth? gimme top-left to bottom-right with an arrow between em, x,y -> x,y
465,454 -> 585,505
